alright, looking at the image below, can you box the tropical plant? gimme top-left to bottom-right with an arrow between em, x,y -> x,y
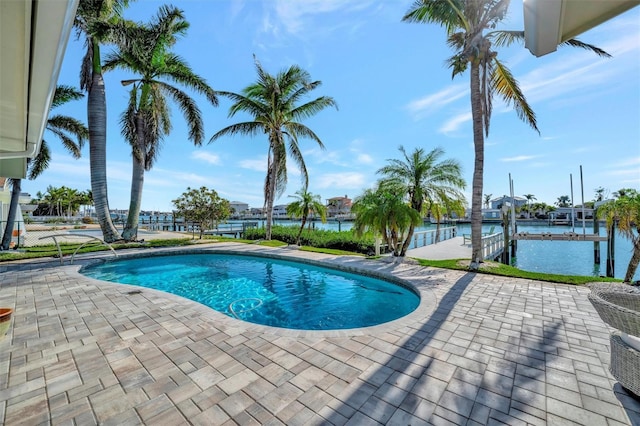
74,0 -> 134,242
556,195 -> 571,207
286,186 -> 328,245
351,186 -> 422,257
483,193 -> 492,209
598,189 -> 640,283
210,56 -> 337,240
103,5 -> 218,241
594,186 -> 608,202
402,0 -> 609,269
377,146 -> 466,256
1,86 -> 89,250
172,187 -> 230,239
523,193 -> 536,218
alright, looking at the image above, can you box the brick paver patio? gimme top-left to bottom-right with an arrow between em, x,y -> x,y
1,242 -> 639,425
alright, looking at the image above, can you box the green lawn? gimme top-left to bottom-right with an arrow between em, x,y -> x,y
0,238 -> 619,285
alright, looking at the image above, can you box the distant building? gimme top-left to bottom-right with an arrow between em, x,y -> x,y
490,196 -> 527,210
273,204 -> 289,217
326,195 -> 352,217
229,201 -> 249,214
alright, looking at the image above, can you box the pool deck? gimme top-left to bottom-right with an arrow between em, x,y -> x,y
1,242 -> 639,425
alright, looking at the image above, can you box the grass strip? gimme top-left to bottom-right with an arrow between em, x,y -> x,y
414,258 -> 621,285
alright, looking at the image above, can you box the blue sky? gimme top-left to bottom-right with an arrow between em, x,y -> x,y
24,0 -> 640,212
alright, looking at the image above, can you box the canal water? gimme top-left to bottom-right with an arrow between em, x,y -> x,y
272,220 -> 638,281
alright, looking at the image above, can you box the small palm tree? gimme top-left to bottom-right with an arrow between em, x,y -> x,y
556,195 -> 571,208
103,5 -> 218,241
377,146 -> 466,256
74,0 -> 133,242
523,193 -> 536,218
483,193 -> 492,209
598,189 -> 640,283
210,56 -> 337,240
352,187 -> 422,257
1,87 -> 88,250
403,0 -> 609,269
286,186 -> 327,245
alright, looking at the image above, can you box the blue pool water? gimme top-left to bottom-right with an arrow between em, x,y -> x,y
81,253 -> 419,330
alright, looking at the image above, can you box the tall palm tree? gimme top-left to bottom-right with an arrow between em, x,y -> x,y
75,0 -> 133,242
286,186 -> 327,245
598,189 -> 640,283
103,5 -> 218,241
352,186 -> 422,257
210,57 -> 337,240
1,87 -> 88,250
377,146 -> 466,256
403,0 -> 609,269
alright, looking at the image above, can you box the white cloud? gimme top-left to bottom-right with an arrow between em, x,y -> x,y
439,112 -> 472,135
316,172 -> 367,189
239,156 -> 267,172
406,84 -> 468,120
272,0 -> 375,35
191,151 -> 221,165
500,155 -> 542,162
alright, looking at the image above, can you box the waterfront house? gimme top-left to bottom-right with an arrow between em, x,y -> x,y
326,195 -> 352,218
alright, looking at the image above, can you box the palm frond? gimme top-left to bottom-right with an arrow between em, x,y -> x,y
28,140 -> 51,180
490,30 -> 524,48
490,57 -> 539,134
562,39 -> 611,58
209,122 -> 264,143
158,82 -> 204,145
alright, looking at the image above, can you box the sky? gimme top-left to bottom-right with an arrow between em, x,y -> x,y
23,0 -> 640,212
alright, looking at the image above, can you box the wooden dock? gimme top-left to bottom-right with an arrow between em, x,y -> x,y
406,237 -> 472,260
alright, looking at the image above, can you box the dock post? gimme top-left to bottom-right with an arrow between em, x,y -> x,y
593,213 -> 600,264
606,222 -> 615,277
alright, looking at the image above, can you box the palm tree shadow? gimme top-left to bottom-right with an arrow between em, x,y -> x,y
324,269 -> 635,424
324,271 -> 475,423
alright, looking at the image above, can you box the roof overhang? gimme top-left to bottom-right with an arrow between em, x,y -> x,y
524,0 -> 640,57
0,0 -> 79,178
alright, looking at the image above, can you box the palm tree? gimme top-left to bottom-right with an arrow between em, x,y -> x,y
74,0 -> 133,242
210,57 -> 337,240
1,87 -> 88,250
483,193 -> 492,209
351,186 -> 422,257
402,0 -> 609,269
556,195 -> 571,208
103,5 -> 218,241
286,186 -> 327,245
523,193 -> 536,218
598,189 -> 640,283
377,146 -> 466,256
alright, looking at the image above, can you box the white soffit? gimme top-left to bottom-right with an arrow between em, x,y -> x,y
0,0 -> 78,178
524,0 -> 640,57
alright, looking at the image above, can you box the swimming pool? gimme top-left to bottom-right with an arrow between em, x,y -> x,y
81,253 -> 420,330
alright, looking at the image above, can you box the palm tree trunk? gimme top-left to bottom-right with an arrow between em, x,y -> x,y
0,179 -> 21,250
624,239 -> 640,283
264,149 -> 278,241
122,115 -> 145,241
88,44 -> 121,243
400,223 -> 416,257
296,216 -> 307,245
469,61 -> 485,269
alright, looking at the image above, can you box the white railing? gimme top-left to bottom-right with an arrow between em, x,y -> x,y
411,226 -> 457,249
481,232 -> 504,260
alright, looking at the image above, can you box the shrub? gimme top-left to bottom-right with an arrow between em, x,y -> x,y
81,217 -> 94,224
243,225 -> 376,254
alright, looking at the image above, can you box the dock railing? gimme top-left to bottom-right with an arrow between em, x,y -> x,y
481,232 -> 504,260
411,226 -> 457,249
